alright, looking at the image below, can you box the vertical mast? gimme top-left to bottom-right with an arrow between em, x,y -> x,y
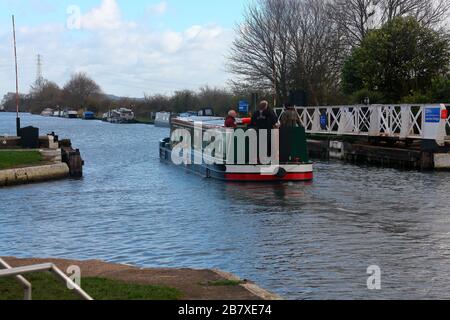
12,15 -> 20,135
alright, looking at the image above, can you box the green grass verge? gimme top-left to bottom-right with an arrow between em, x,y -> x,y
135,116 -> 154,124
0,151 -> 43,170
0,272 -> 182,300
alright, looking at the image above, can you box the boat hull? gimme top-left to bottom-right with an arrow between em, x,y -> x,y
154,120 -> 170,128
159,141 -> 313,182
224,172 -> 313,182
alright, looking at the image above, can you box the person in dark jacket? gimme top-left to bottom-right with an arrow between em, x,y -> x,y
251,100 -> 279,130
225,110 -> 237,128
251,101 -> 279,160
280,103 -> 302,128
279,103 -> 302,162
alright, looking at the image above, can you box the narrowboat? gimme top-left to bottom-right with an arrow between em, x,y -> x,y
102,108 -> 135,123
159,116 -> 313,182
53,110 -> 63,117
179,111 -> 198,118
83,111 -> 96,120
64,110 -> 79,119
40,108 -> 54,117
154,112 -> 172,127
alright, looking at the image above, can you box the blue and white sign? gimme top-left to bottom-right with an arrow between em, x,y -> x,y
238,100 -> 249,113
425,107 -> 441,123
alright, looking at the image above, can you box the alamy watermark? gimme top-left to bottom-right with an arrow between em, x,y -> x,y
66,5 -> 82,30
170,123 -> 280,167
66,265 -> 81,289
367,265 -> 382,290
1,134 -> 9,145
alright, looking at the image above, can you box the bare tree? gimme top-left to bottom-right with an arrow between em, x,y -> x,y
170,90 -> 199,113
29,79 -> 62,113
330,0 -> 378,47
196,86 -> 237,114
62,72 -> 102,108
143,94 -> 171,112
332,0 -> 450,47
380,0 -> 450,27
229,0 -> 346,106
288,0 -> 347,105
228,0 -> 296,106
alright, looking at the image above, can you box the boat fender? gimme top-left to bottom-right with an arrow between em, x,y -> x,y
242,118 -> 252,125
275,167 -> 287,178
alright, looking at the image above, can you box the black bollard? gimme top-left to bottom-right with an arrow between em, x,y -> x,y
16,117 -> 20,136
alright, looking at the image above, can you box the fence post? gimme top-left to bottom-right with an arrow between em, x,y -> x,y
369,105 -> 380,137
400,105 -> 411,139
312,108 -> 321,132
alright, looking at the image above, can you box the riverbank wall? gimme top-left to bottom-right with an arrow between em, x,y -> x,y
0,163 -> 69,187
307,135 -> 450,170
0,134 -> 83,187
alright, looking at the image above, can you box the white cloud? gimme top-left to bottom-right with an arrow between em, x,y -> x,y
161,31 -> 183,53
185,25 -> 203,40
0,0 -> 234,98
81,0 -> 123,30
147,1 -> 168,16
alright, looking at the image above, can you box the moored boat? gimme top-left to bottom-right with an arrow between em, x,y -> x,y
40,108 -> 54,117
83,111 -> 96,120
53,110 -> 63,117
64,110 -> 79,119
154,112 -> 171,127
159,116 -> 313,182
102,108 -> 135,123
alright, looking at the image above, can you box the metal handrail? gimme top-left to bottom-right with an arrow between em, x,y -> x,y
0,258 -> 32,300
0,258 -> 93,300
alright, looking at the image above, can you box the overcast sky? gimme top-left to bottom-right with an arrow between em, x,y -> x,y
0,0 -> 248,98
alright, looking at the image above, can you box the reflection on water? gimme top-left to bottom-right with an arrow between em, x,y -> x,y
1,113 -> 450,299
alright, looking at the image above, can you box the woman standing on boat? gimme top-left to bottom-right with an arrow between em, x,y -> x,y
279,103 -> 304,163
280,103 -> 302,128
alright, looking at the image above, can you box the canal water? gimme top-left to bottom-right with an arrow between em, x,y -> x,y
1,113 -> 450,300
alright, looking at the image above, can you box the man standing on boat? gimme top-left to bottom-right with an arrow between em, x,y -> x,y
250,101 -> 280,161
251,101 -> 279,130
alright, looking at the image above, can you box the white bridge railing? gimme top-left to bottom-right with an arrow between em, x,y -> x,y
275,104 -> 450,143
0,257 -> 93,300
447,109 -> 450,132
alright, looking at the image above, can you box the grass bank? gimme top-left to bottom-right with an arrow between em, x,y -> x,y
135,115 -> 154,124
0,151 -> 43,170
2,257 -> 273,300
0,272 -> 182,300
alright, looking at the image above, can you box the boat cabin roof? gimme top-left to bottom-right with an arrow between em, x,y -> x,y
172,116 -> 226,129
